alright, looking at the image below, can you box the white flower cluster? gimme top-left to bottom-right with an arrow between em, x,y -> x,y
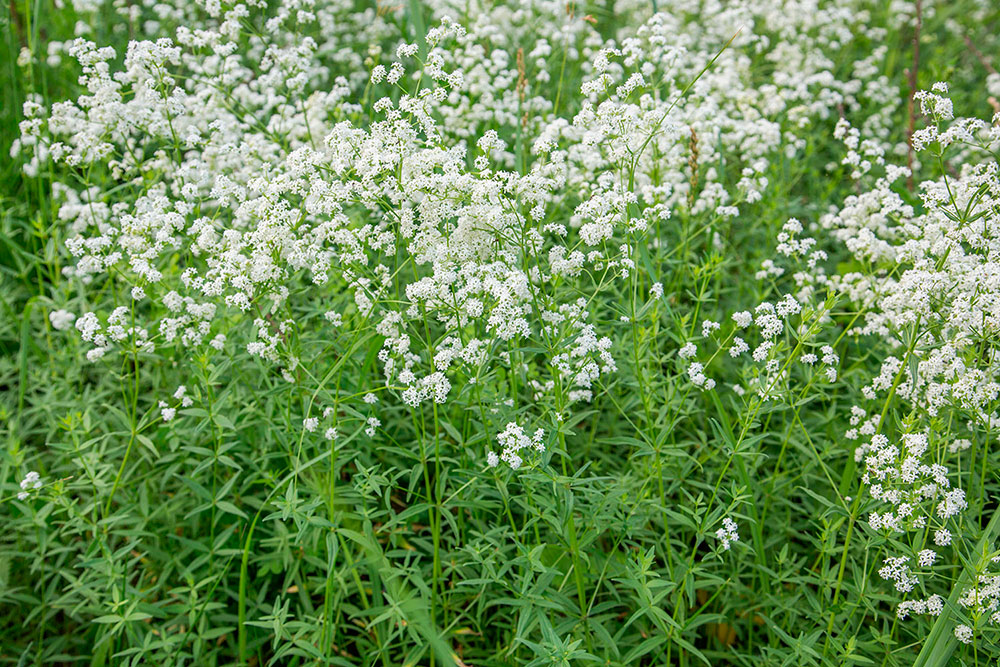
49,309 -> 76,331
715,517 -> 739,551
857,428 -> 971,619
958,574 -> 1000,627
878,556 -> 919,594
955,624 -> 974,644
817,94 -> 1000,425
488,422 -> 544,470
896,594 -> 944,621
23,0 -> 915,436
17,471 -> 42,501
676,287 -> 838,400
811,91 -> 1000,633
861,432 -> 966,534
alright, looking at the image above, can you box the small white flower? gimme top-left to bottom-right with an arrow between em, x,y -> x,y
159,401 -> 176,422
732,311 -> 753,328
715,517 -> 739,550
18,471 -> 42,500
49,310 -> 76,331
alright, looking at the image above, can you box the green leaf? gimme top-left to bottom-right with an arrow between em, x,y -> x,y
216,500 -> 248,519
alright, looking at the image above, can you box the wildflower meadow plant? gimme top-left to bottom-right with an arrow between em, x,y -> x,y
4,0 -> 1000,665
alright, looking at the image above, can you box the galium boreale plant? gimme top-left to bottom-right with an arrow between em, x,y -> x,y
6,0 -> 1000,665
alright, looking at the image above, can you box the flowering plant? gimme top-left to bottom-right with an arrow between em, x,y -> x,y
5,0 -> 1000,664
